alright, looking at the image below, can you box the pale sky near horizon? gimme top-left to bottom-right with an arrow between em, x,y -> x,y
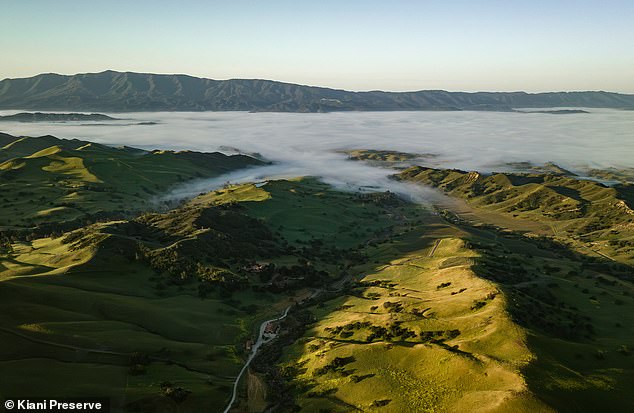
2,0 -> 633,93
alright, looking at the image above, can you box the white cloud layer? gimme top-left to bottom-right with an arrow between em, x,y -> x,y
1,109 -> 632,202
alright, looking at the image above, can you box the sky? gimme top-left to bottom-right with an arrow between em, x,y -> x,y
2,0 -> 633,92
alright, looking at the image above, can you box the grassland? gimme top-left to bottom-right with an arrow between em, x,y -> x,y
0,172 -> 425,412
261,199 -> 634,412
463,223 -> 633,413
2,139 -> 634,412
385,165 -> 634,412
397,166 -> 634,265
0,192 -> 284,411
223,159 -> 634,412
273,218 -> 549,412
0,133 -> 262,228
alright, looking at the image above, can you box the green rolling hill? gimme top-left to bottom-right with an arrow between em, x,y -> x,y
0,133 -> 263,229
396,166 -> 634,265
1,140 -> 633,412
0,175 -> 429,412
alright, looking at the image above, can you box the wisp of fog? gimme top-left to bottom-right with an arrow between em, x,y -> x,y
1,109 -> 632,201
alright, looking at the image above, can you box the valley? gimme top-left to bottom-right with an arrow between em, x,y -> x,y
1,135 -> 633,412
4,2 -> 633,411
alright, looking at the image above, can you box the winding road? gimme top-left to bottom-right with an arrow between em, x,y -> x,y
223,305 -> 292,413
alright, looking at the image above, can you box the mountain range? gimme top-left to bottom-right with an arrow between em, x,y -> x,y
1,70 -> 634,112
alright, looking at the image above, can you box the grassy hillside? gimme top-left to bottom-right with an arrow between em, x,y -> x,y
0,133 -> 263,229
397,166 -> 634,265
472,227 -> 634,413
587,167 -> 634,184
342,149 -> 438,170
271,226 -> 548,412
259,196 -> 634,412
0,177 -> 426,412
2,139 -> 634,412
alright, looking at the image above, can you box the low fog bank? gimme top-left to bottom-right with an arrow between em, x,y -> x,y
162,159 -> 442,204
1,109 -> 632,202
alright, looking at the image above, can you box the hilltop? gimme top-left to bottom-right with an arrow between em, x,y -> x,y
1,71 -> 634,112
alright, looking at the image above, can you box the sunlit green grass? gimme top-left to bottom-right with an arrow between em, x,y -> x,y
0,134 -> 262,227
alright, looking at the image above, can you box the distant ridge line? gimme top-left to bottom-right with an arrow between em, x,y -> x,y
1,70 -> 633,113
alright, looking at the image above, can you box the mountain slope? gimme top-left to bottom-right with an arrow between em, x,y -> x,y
1,71 -> 634,112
